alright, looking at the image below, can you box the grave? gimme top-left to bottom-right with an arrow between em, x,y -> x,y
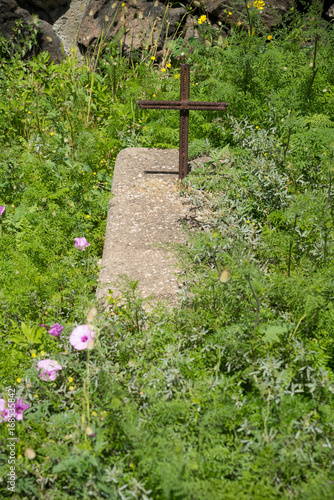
97,65 -> 228,304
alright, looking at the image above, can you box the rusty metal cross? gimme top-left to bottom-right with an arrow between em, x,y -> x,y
137,63 -> 228,179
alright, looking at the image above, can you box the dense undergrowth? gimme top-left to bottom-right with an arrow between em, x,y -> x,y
1,2 -> 334,498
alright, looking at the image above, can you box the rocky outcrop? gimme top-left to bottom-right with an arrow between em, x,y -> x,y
77,0 -> 188,54
77,0 -> 294,54
0,0 -> 332,62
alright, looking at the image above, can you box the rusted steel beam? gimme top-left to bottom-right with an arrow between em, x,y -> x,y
137,101 -> 228,111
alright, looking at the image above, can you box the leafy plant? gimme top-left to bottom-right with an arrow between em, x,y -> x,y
8,322 -> 44,349
1,4 -> 334,498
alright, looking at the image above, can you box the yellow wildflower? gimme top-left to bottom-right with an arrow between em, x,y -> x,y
161,68 -> 166,72
68,377 -> 73,383
253,0 -> 265,10
151,56 -> 155,61
267,35 -> 273,40
16,378 -> 22,383
198,15 -> 207,24
166,63 -> 171,68
247,2 -> 251,7
228,12 -> 232,15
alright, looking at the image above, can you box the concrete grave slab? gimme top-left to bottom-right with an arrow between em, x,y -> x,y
96,147 -> 191,305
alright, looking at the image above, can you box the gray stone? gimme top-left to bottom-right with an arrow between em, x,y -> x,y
52,0 -> 90,55
97,148 -> 191,305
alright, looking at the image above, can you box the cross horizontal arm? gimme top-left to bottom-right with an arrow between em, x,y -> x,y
137,100 -> 228,111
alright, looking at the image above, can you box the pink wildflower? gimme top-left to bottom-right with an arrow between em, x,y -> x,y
0,398 -> 30,422
69,325 -> 95,350
74,237 -> 90,251
0,206 -> 5,216
37,359 -> 62,381
48,323 -> 64,338
0,399 -> 8,422
15,398 -> 30,421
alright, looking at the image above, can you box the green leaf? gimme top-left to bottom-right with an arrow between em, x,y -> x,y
8,334 -> 28,347
261,324 -> 289,344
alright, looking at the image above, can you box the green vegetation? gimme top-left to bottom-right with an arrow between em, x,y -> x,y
1,3 -> 334,498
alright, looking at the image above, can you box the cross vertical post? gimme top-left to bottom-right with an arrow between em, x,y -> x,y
179,63 -> 190,179
137,64 -> 228,180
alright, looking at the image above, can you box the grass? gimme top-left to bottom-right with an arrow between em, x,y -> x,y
0,3 -> 334,499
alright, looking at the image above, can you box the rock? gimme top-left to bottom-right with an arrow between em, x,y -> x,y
78,0 -> 187,53
0,0 -> 64,62
203,0 -> 292,28
26,0 -> 68,8
0,0 -> 331,62
37,18 -> 65,62
52,0 -> 90,55
77,0 -> 295,55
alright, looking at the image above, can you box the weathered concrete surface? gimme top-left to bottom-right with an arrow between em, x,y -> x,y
97,148 -> 190,304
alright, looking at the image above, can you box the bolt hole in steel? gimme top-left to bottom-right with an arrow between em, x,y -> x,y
137,64 -> 228,179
